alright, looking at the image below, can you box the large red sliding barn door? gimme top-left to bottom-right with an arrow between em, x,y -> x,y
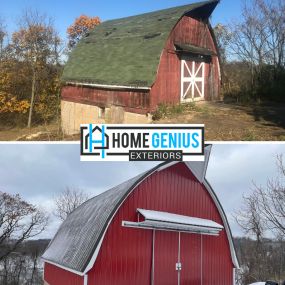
180,233 -> 202,285
181,59 -> 209,102
154,231 -> 203,285
153,231 -> 179,285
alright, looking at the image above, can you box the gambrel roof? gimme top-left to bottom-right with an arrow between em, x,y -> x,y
42,155 -> 239,275
62,0 -> 219,88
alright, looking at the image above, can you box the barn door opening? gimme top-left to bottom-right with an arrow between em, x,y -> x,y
181,60 -> 205,102
153,231 -> 202,285
153,231 -> 180,285
123,209 -> 223,285
180,233 -> 202,285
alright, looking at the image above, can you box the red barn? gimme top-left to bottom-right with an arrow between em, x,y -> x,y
61,0 -> 221,134
42,146 -> 239,285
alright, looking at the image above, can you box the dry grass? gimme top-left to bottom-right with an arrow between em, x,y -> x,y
0,122 -> 79,141
0,102 -> 285,141
154,101 -> 285,141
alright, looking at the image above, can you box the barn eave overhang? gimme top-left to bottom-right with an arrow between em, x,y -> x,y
65,81 -> 151,91
123,208 -> 224,236
174,43 -> 217,57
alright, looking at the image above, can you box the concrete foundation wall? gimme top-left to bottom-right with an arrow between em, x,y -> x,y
61,100 -> 152,135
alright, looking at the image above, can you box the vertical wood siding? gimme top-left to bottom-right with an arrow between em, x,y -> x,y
87,163 -> 233,285
61,16 -> 220,114
61,85 -> 150,114
44,262 -> 84,285
150,16 -> 220,110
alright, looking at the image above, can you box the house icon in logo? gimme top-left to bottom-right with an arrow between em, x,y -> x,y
84,125 -> 109,158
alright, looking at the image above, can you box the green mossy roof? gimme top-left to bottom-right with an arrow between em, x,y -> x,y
62,1 -> 217,88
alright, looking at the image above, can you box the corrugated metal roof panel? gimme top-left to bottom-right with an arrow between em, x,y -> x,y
42,172 -> 147,273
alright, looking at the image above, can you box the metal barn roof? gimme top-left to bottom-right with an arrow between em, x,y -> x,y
42,171 -> 148,273
42,158 -> 239,275
62,0 -> 219,88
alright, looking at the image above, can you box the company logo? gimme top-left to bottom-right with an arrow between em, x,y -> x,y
80,124 -> 204,161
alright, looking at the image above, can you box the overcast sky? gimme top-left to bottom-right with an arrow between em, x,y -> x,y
0,143 -> 284,239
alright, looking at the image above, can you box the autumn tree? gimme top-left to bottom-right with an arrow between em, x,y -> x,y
8,10 -> 62,128
67,15 -> 101,49
0,191 -> 48,262
54,187 -> 90,221
0,11 -> 63,128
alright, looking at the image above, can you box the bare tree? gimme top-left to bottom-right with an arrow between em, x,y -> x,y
0,191 -> 48,262
229,0 -> 285,68
236,193 -> 265,243
235,154 -> 285,284
250,155 -> 285,236
0,17 -> 6,61
54,187 -> 90,221
214,23 -> 232,65
224,0 -> 285,101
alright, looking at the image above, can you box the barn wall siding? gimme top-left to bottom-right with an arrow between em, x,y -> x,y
61,85 -> 150,114
150,16 -> 220,109
44,262 -> 84,285
88,163 -> 233,285
61,15 -> 220,119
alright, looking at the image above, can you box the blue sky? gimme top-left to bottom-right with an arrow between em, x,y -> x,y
1,0 -> 242,43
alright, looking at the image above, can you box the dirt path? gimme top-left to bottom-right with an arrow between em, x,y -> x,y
0,122 -> 78,141
155,102 -> 285,141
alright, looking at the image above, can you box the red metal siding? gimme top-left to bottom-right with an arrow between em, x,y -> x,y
154,231 -> 179,285
180,233 -> 202,285
88,163 -> 233,285
150,16 -> 220,110
44,262 -> 84,285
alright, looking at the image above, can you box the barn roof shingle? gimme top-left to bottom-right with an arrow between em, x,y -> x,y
62,0 -> 219,88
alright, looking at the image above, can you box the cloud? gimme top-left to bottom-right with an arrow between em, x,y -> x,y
0,143 -> 284,238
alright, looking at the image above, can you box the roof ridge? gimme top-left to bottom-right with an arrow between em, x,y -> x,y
100,1 -> 215,24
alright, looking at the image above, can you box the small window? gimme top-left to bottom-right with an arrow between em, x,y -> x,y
98,107 -> 105,119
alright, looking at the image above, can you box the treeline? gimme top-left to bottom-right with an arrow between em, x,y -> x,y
0,12 -> 100,129
0,240 -> 50,285
215,0 -> 285,103
0,11 -> 63,128
235,237 -> 285,285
